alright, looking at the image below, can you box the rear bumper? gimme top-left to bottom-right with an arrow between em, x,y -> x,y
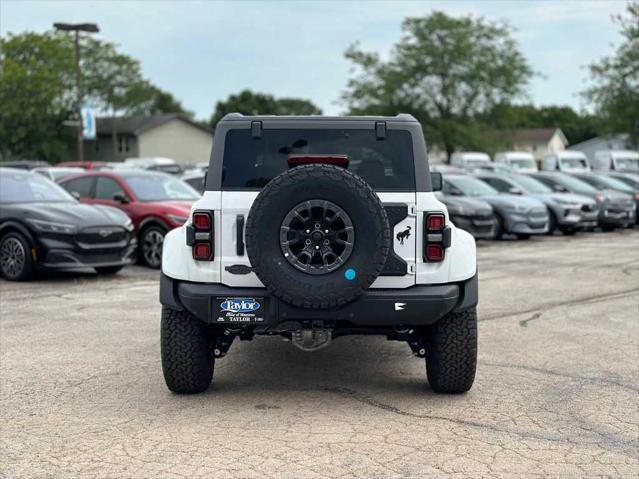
160,273 -> 478,327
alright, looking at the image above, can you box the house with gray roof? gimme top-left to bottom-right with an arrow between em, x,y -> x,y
84,113 -> 213,164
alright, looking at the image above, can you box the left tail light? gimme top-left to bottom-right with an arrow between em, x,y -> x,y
423,212 -> 451,262
186,211 -> 214,261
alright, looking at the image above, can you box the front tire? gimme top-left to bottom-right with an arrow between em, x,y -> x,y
161,306 -> 214,394
139,225 -> 166,269
425,308 -> 477,394
0,232 -> 34,281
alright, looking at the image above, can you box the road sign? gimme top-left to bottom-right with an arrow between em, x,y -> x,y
81,106 -> 96,140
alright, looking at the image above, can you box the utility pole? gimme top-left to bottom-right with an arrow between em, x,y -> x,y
54,22 -> 99,162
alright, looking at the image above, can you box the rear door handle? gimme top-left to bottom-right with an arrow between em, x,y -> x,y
236,215 -> 245,256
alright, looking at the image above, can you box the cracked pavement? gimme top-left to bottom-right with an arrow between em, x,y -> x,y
1,230 -> 638,478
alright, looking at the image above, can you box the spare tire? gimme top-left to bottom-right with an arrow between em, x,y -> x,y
245,163 -> 390,309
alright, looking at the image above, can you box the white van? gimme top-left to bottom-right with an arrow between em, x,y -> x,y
450,152 -> 490,170
542,151 -> 590,172
494,151 -> 537,173
591,150 -> 639,172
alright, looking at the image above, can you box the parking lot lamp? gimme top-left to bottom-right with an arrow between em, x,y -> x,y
53,22 -> 100,162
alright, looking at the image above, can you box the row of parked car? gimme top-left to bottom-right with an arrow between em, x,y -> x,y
0,166 -> 200,280
1,149 -> 637,281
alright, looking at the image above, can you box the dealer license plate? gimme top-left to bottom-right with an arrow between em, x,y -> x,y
214,297 -> 266,323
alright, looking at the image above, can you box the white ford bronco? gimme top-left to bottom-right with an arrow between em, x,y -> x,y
160,114 -> 478,394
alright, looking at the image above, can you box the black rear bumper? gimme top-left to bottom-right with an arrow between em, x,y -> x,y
160,273 -> 478,327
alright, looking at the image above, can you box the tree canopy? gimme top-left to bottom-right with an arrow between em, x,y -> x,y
209,90 -> 322,128
341,11 -> 532,159
0,31 -> 189,163
584,2 -> 639,147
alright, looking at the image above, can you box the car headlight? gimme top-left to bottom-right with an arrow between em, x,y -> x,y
167,214 -> 188,225
26,218 -> 77,234
124,218 -> 134,231
595,192 -> 607,203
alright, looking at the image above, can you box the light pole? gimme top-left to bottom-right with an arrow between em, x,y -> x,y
54,22 -> 99,163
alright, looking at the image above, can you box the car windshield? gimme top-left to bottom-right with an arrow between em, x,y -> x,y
222,128 -> 416,190
553,174 -> 598,193
615,157 -> 639,170
509,159 -> 536,170
0,172 -> 76,203
447,176 -> 498,196
125,174 -> 201,202
560,158 -> 589,170
610,174 -> 639,188
581,175 -> 635,193
509,174 -> 552,194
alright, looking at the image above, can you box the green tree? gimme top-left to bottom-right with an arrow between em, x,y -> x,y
210,90 -> 322,128
341,12 -> 532,160
584,2 -> 639,147
0,31 -> 188,163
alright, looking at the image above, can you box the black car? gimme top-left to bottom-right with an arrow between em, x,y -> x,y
435,192 -> 497,239
0,168 -> 137,280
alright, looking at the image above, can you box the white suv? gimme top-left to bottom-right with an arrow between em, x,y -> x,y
159,114 -> 478,394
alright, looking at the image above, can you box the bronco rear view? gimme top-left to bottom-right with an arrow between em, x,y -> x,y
159,114 -> 478,394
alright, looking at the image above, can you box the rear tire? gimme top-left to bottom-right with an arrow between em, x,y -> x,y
425,308 -> 477,394
94,265 -> 124,275
0,232 -> 34,281
161,306 -> 214,394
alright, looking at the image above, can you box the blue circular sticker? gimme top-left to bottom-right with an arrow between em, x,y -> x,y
344,268 -> 356,281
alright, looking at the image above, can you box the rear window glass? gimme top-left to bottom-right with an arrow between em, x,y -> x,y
221,128 -> 415,190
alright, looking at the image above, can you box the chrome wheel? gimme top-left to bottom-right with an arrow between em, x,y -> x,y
0,237 -> 26,279
279,199 -> 355,275
142,229 -> 164,268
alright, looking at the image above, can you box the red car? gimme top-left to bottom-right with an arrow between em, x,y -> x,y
58,170 -> 200,268
56,161 -> 107,170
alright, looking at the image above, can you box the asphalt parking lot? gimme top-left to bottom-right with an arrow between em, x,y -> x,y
1,230 -> 638,478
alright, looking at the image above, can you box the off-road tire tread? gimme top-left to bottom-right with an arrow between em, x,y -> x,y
246,164 -> 390,309
161,306 -> 213,394
426,308 -> 477,394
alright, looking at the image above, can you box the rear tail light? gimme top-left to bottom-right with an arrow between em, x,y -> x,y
426,244 -> 444,261
423,212 -> 450,262
186,210 -> 214,261
426,213 -> 445,231
193,212 -> 211,230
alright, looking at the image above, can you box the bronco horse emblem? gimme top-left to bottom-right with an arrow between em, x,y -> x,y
396,226 -> 411,245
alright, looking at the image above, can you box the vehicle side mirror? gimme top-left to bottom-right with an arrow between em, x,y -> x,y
450,187 -> 463,196
113,192 -> 130,204
509,187 -> 523,195
70,191 -> 80,200
553,184 -> 567,193
431,172 -> 442,191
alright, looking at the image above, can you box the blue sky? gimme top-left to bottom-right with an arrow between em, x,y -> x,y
0,0 -> 629,120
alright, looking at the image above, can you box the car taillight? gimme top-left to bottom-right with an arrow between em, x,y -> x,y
193,212 -> 211,230
423,212 -> 450,262
186,210 -> 214,261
